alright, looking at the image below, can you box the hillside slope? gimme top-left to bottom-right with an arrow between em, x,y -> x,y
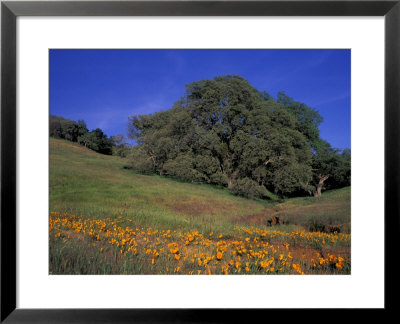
50,138 -> 350,233
50,138 -> 266,233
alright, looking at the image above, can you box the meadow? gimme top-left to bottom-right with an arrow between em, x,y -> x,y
49,138 -> 351,275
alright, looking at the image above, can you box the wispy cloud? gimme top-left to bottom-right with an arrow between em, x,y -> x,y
76,106 -> 128,133
258,51 -> 333,89
291,51 -> 332,75
312,92 -> 350,107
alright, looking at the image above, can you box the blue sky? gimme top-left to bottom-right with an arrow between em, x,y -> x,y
50,49 -> 350,149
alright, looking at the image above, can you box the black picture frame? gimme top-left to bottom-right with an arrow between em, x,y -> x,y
1,0 -> 398,322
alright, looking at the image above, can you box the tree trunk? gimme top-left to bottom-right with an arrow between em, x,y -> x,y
314,184 -> 323,197
227,177 -> 234,189
314,175 -> 329,197
226,169 -> 239,190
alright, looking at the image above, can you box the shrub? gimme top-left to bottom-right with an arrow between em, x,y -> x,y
231,178 -> 269,199
209,172 -> 227,186
307,218 -> 326,232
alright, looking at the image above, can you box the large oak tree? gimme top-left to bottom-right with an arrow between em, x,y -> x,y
127,75 -> 349,198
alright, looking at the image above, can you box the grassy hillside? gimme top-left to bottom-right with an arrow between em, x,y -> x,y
50,138 -> 268,234
49,138 -> 351,275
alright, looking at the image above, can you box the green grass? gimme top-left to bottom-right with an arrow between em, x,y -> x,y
272,187 -> 351,232
50,138 -> 267,234
50,138 -> 351,234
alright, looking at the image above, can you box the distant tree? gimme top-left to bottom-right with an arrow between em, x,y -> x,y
78,132 -> 99,151
49,116 -> 88,142
61,120 -> 80,142
50,115 -> 114,155
86,128 -> 114,155
49,119 -> 63,138
77,120 -> 89,138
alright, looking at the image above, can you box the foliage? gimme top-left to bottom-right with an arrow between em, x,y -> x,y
231,177 -> 269,199
127,75 -> 331,198
49,115 -> 88,142
127,145 -> 156,174
111,134 -> 132,158
311,139 -> 351,196
277,91 -> 323,147
162,154 -> 205,182
50,115 -> 114,155
78,128 -> 114,155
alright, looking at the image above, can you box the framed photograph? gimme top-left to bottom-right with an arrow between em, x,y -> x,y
1,0 -> 398,321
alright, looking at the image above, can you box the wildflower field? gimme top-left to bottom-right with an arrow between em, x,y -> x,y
49,138 -> 351,275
